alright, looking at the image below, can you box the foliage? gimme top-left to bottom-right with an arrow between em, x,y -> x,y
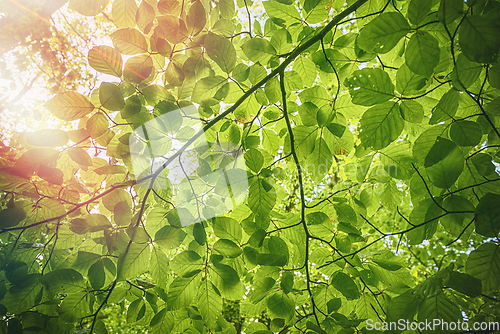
1,0 -> 500,333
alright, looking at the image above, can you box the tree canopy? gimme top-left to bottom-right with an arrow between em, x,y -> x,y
0,0 -> 500,333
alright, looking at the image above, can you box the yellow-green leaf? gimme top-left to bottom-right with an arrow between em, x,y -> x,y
45,92 -> 95,121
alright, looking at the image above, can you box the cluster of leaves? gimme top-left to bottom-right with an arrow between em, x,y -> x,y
0,0 -> 500,333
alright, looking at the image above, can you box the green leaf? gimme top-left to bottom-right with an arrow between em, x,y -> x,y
327,298 -> 342,314
303,0 -> 328,23
155,226 -> 187,249
186,1 -> 207,36
399,100 -> 424,123
485,97 -> 500,116
475,193 -> 500,237
396,64 -> 428,96
121,95 -> 142,118
164,62 -> 185,86
38,165 -> 63,185
316,105 -> 335,128
408,0 -> 432,25
306,137 -> 333,182
292,125 -> 317,160
417,294 -> 462,333
167,271 -> 202,310
117,242 -> 150,281
359,101 -> 404,150
68,0 -> 109,16
447,272 -> 482,297
412,125 -> 446,164
270,29 -> 292,54
489,65 -> 500,89
219,0 -> 235,18
245,149 -> 264,173
88,259 -> 106,290
357,293 -> 384,323
465,243 -> 500,293
437,0 -> 463,24
429,89 -> 460,124
345,68 -> 395,106
136,1 -> 155,32
262,128 -> 280,155
293,56 -> 317,87
213,239 -> 242,258
171,251 -> 204,277
110,28 -> 148,55
248,179 -> 276,217
40,269 -> 85,294
471,153 -> 496,176
192,76 -> 227,106
45,92 -> 95,121
249,65 -> 268,86
149,308 -> 174,334
330,271 -> 360,300
123,55 -> 153,83
68,147 -> 93,166
26,129 -> 69,147
88,45 -> 123,78
58,292 -> 91,322
87,112 -> 109,138
156,16 -> 189,44
127,299 -> 145,323
424,138 -> 464,189
306,212 -> 330,225
158,0 -> 181,16
114,201 -> 132,226
197,281 -> 222,330
371,250 -> 405,271
451,53 -> 482,90
205,32 -> 236,73
193,223 -> 206,245
449,120 -> 482,146
299,86 -> 331,108
211,263 -> 243,299
440,195 -> 474,235
267,291 -> 295,321
99,82 -> 125,111
150,249 -> 170,289
357,12 -> 410,54
1,274 -> 42,314
407,198 -> 441,244
112,0 -> 138,28
459,15 -> 500,63
0,204 -> 26,229
263,1 -> 301,26
280,271 -> 294,294
267,236 -> 289,265
405,31 -> 440,78
212,217 -> 242,243
241,38 -> 277,64
7,318 -> 22,334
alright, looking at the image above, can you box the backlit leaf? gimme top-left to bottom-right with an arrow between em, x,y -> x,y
357,12 -> 410,54
112,0 -> 138,28
88,45 -> 123,77
205,32 -> 236,74
69,0 -> 109,16
459,15 -> 500,63
111,28 -> 148,55
45,92 -> 95,121
405,31 -> 440,78
359,101 -> 404,150
345,68 -> 395,106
